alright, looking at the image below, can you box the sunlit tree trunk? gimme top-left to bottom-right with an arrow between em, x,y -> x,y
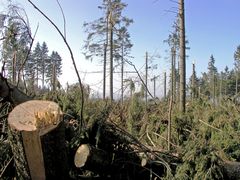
179,0 -> 186,113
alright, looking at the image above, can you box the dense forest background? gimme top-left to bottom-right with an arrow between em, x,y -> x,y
1,0 -> 240,179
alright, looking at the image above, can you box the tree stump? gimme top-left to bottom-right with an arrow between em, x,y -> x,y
8,100 -> 68,180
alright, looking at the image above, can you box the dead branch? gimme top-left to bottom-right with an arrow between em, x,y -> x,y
27,0 -> 85,129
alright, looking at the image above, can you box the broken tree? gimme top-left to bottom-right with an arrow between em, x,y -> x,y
8,100 -> 69,179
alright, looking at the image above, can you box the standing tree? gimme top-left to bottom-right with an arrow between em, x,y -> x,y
46,51 -> 62,90
83,0 -> 132,101
1,4 -> 32,85
30,42 -> 42,88
208,55 -> 218,103
115,26 -> 133,105
40,41 -> 49,88
190,61 -> 198,100
179,0 -> 186,113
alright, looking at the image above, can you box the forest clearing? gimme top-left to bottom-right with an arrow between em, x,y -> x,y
1,0 -> 240,179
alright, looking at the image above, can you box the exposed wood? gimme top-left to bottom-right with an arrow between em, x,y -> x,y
74,144 -> 113,174
8,100 -> 68,179
22,130 -> 45,180
75,144 -> 90,168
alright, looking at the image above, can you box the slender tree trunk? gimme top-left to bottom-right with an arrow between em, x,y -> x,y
220,73 -> 223,100
145,52 -> 148,109
12,51 -> 17,84
176,60 -> 180,103
213,74 -> 216,104
36,65 -> 39,88
121,46 -> 124,105
52,63 -> 56,91
109,11 -> 114,102
103,43 -> 107,100
168,92 -> 173,151
103,9 -> 109,100
171,48 -> 176,103
164,71 -> 166,100
191,62 -> 196,100
179,0 -> 186,113
42,60 -> 45,89
172,48 -> 176,102
236,71 -> 238,96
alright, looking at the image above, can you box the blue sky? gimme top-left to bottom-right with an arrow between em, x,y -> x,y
1,0 -> 240,97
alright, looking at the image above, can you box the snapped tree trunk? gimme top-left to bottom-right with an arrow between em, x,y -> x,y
0,75 -> 32,105
8,100 -> 68,180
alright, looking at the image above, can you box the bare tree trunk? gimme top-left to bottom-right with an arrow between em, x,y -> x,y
164,71 -> 166,100
103,43 -> 107,100
103,9 -> 109,100
171,47 -> 176,102
121,46 -> 124,105
191,62 -> 196,100
179,0 -> 186,113
236,71 -> 238,96
145,52 -> 148,110
12,51 -> 17,84
42,60 -> 45,89
109,11 -> 114,102
52,63 -> 56,91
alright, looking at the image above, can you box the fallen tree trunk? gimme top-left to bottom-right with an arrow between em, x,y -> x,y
74,144 -> 114,173
0,74 -> 32,105
8,100 -> 68,180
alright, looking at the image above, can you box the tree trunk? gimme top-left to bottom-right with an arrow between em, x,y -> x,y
103,43 -> 107,100
109,11 -> 114,102
164,71 -> 166,100
121,46 -> 124,105
7,100 -> 69,179
145,52 -> 148,110
52,63 -> 56,91
12,51 -> 17,84
42,61 -> 45,89
235,71 -> 238,96
74,144 -> 114,174
0,75 -> 31,105
191,62 -> 196,100
179,0 -> 186,113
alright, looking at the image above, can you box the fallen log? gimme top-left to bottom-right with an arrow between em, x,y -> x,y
74,144 -> 114,173
0,74 -> 31,105
8,100 -> 68,180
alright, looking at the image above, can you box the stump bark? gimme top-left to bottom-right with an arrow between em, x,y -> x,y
8,100 -> 68,180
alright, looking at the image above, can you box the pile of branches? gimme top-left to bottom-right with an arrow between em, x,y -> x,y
68,108 -> 178,180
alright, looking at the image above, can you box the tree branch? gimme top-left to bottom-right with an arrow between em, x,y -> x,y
27,0 -> 85,129
125,59 -> 157,104
56,0 -> 66,38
